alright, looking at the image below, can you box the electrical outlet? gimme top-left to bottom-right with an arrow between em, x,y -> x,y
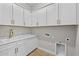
44,33 -> 51,38
67,38 -> 70,41
45,33 -> 50,36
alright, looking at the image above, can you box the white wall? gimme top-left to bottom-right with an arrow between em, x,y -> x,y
31,25 -> 77,55
0,26 -> 31,39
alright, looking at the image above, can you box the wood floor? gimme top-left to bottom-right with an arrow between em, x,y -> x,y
28,49 -> 55,56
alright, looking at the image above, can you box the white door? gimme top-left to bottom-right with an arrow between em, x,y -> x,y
24,9 -> 32,26
59,3 -> 76,25
37,8 -> 47,26
31,12 -> 38,26
0,3 -> 12,25
47,4 -> 58,25
13,4 -> 24,26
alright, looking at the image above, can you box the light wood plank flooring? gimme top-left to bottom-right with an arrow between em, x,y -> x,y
28,49 -> 55,56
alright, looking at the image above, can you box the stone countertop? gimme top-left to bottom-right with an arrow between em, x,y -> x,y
0,34 -> 36,46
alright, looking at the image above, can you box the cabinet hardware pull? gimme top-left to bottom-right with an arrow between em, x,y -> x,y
11,20 -> 15,24
17,48 -> 18,53
15,48 -> 17,54
36,22 -> 39,26
11,20 -> 12,24
15,48 -> 18,54
24,22 -> 26,26
57,19 -> 60,24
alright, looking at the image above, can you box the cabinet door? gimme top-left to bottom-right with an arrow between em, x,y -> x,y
9,43 -> 17,56
13,4 -> 24,26
0,48 -> 9,56
16,40 -> 25,56
31,12 -> 38,26
29,37 -> 38,50
24,39 -> 31,55
59,3 -> 76,25
37,8 -> 47,26
24,9 -> 32,26
17,44 -> 25,56
47,4 -> 58,25
0,3 -> 12,25
9,46 -> 17,56
24,38 -> 38,55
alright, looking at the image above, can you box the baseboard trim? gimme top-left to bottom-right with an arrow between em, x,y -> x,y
38,47 -> 56,55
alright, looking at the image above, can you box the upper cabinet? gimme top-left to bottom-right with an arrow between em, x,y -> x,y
47,3 -> 58,25
0,3 -> 77,27
59,3 -> 77,25
31,12 -> 38,26
13,4 -> 24,26
31,8 -> 47,26
0,3 -> 12,25
46,3 -> 77,26
24,9 -> 32,27
37,8 -> 47,26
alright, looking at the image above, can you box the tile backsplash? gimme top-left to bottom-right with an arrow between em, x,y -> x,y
31,25 -> 77,47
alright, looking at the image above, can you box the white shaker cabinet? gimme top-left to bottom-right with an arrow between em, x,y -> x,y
0,48 -> 10,56
47,4 -> 58,25
9,45 -> 17,56
0,36 -> 38,56
9,42 -> 17,56
59,3 -> 77,25
0,3 -> 12,25
24,37 -> 38,55
16,44 -> 25,56
16,40 -> 25,56
27,37 -> 38,52
31,12 -> 38,26
0,42 -> 18,56
9,41 -> 25,56
13,4 -> 24,26
37,8 -> 47,26
24,9 -> 32,26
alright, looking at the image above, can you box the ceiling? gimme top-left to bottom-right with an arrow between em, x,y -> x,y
16,3 -> 53,11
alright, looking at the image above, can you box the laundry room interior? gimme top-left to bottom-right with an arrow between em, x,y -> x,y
0,3 -> 79,56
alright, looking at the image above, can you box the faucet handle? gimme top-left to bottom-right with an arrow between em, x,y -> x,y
9,29 -> 14,38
